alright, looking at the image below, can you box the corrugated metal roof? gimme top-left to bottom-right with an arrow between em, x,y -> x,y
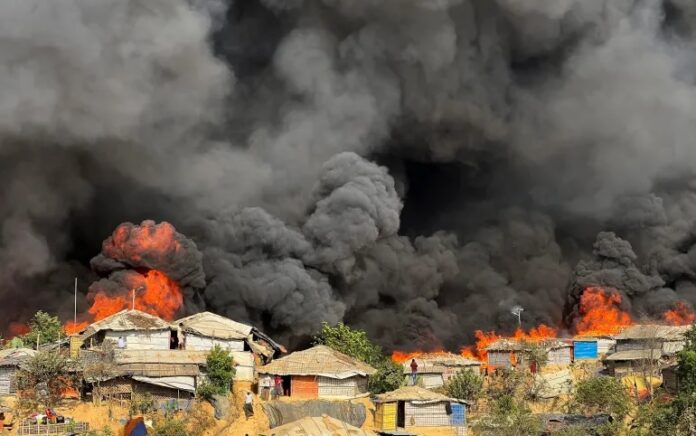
604,349 -> 661,361
260,415 -> 375,436
373,386 -> 467,404
174,312 -> 251,340
258,345 -> 376,378
614,324 -> 691,341
79,310 -> 171,339
0,348 -> 37,367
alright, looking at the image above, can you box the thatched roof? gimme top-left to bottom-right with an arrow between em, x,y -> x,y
0,348 -> 37,367
260,415 -> 375,436
174,311 -> 251,340
401,353 -> 480,374
79,310 -> 171,339
614,324 -> 691,341
258,345 -> 376,378
373,386 -> 467,404
114,349 -> 209,365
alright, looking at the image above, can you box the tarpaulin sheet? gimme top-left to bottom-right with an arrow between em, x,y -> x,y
132,376 -> 195,392
262,399 -> 366,429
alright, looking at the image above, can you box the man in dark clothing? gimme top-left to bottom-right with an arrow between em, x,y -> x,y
410,359 -> 418,385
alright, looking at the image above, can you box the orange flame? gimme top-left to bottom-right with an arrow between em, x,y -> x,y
71,270 -> 183,332
391,348 -> 448,364
575,287 -> 632,336
663,301 -> 696,326
8,322 -> 30,338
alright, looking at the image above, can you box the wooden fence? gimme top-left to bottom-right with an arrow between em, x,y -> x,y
17,421 -> 89,435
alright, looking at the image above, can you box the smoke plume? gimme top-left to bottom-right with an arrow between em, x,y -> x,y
5,0 -> 696,349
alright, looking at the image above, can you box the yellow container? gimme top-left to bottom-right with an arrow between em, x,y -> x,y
375,402 -> 397,430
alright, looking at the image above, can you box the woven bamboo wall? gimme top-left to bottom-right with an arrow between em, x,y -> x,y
317,376 -> 368,397
375,402 -> 397,430
404,402 -> 451,427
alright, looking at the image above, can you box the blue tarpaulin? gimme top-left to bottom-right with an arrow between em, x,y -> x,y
573,341 -> 598,360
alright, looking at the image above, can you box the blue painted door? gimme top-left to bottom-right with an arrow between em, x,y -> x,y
573,341 -> 598,360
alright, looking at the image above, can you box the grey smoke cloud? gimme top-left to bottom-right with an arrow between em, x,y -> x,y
4,0 -> 696,348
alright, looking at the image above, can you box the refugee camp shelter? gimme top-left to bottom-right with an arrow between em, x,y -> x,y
76,310 -> 172,351
88,349 -> 206,409
260,414 -> 375,436
402,353 -> 481,389
174,311 -> 284,363
0,348 -> 36,396
604,324 -> 690,377
373,386 -> 467,431
258,345 -> 376,399
486,339 -> 571,372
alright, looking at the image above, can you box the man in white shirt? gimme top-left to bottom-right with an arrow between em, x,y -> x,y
117,336 -> 125,349
244,391 -> 254,418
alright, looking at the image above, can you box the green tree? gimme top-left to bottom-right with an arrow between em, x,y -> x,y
313,322 -> 401,394
445,369 -> 483,402
16,351 -> 75,407
473,395 -> 541,436
23,311 -> 63,348
197,345 -> 235,400
571,376 -> 631,420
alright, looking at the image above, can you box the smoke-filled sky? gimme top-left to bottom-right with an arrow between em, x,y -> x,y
3,0 -> 696,350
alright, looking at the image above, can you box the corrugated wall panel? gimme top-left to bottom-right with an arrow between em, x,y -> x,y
404,402 -> 451,427
291,376 -> 318,399
573,341 -> 598,360
105,331 -> 170,350
488,351 -> 512,369
375,402 -> 397,430
0,368 -> 12,396
184,334 -> 244,352
548,348 -> 572,366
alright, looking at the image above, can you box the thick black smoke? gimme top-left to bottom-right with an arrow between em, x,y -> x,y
3,0 -> 696,350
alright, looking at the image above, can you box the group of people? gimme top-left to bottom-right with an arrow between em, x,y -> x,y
259,374 -> 285,400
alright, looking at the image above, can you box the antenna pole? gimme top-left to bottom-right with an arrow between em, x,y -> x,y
73,277 -> 78,326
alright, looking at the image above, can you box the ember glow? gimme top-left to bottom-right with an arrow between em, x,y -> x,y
103,221 -> 182,266
8,322 -> 30,338
574,287 -> 632,337
663,301 -> 696,326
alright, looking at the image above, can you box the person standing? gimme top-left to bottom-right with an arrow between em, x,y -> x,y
274,375 -> 282,399
410,359 -> 418,385
117,336 -> 126,349
260,374 -> 272,401
244,391 -> 254,419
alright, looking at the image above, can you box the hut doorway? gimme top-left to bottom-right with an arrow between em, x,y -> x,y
397,401 -> 405,428
170,331 -> 179,350
282,376 -> 291,396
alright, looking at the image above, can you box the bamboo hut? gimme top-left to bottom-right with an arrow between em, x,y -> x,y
0,348 -> 36,396
372,386 -> 467,431
402,353 -> 481,389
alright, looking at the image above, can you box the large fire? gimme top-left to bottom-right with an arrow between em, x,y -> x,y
574,287 -> 633,337
65,221 -> 187,335
66,270 -> 183,335
663,301 -> 696,326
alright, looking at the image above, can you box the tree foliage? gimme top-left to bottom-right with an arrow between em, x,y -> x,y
197,345 -> 234,400
16,351 -> 75,407
23,311 -> 63,349
571,376 -> 631,420
314,322 -> 401,394
445,369 -> 483,402
473,395 -> 541,436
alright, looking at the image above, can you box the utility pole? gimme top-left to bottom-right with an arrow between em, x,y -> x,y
131,286 -> 145,310
511,306 -> 524,328
74,277 -> 78,326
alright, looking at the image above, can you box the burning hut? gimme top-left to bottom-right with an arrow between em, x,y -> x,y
604,324 -> 690,377
401,353 -> 481,389
173,311 -> 284,364
74,310 -> 172,351
372,386 -> 467,431
486,339 -> 572,372
0,348 -> 36,396
258,345 -> 376,399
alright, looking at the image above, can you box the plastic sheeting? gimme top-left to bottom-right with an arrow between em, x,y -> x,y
131,376 -> 196,393
262,399 -> 366,429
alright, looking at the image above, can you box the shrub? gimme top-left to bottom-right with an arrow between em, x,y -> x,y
153,416 -> 187,436
23,311 -> 63,349
196,345 -> 234,400
445,369 -> 483,402
572,376 -> 631,420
